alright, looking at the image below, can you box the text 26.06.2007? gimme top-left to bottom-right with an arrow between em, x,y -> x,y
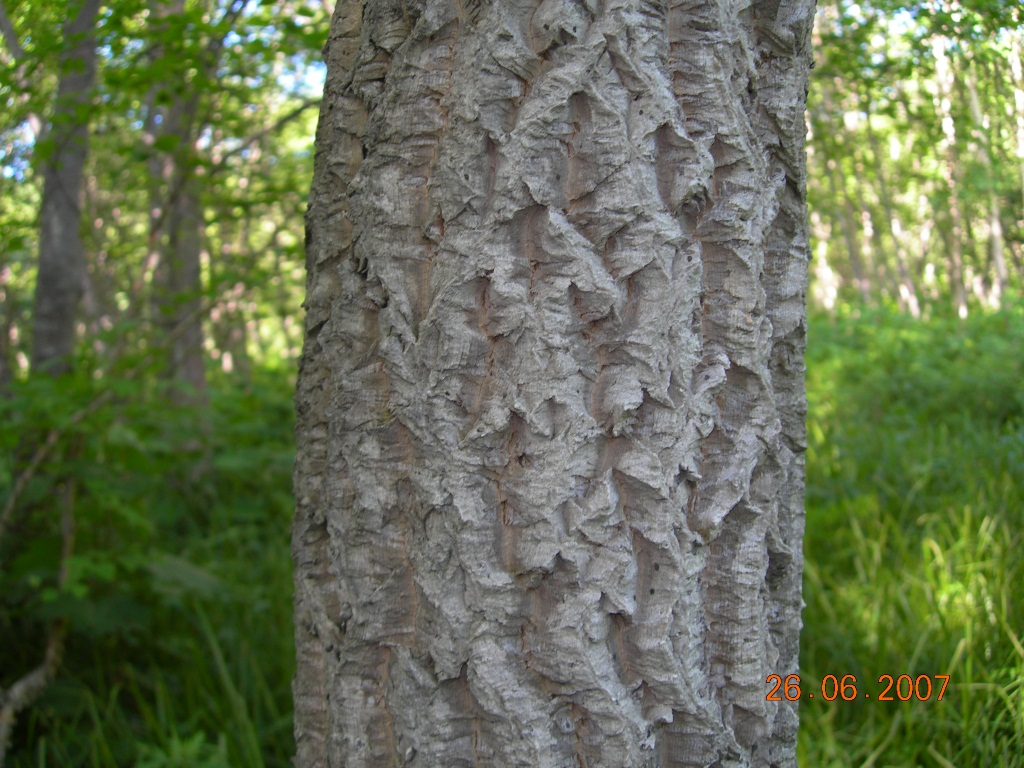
766,674 -> 950,702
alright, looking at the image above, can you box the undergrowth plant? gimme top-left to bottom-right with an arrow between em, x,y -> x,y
0,367 -> 296,767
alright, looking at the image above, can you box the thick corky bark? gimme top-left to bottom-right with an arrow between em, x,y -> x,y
294,1 -> 812,766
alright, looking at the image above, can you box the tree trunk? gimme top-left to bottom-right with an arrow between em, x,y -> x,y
153,164 -> 207,400
813,95 -> 870,302
1011,31 -> 1024,233
932,35 -> 968,317
964,65 -> 1007,306
146,0 -> 208,404
861,87 -> 919,318
30,0 -> 101,375
294,2 -> 811,766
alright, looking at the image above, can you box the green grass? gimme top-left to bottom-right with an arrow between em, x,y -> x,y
3,305 -> 1022,765
799,304 -> 1024,766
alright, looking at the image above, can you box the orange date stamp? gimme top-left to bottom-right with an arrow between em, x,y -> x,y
766,674 -> 950,702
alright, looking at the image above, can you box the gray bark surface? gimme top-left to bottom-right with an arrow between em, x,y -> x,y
294,1 -> 812,766
30,0 -> 101,375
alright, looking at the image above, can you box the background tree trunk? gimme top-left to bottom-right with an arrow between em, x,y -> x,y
30,0 -> 100,375
294,1 -> 812,766
146,0 -> 208,404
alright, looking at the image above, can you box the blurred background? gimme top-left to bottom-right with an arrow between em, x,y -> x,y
0,0 -> 1021,765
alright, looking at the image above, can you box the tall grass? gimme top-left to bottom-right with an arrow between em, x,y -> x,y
799,303 -> 1024,766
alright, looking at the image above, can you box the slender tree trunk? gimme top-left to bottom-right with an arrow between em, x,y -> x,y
964,65 -> 1007,305
0,268 -> 15,389
932,35 -> 969,317
829,87 -> 902,304
294,2 -> 812,766
1010,31 -> 1024,239
146,0 -> 208,403
861,88 -> 919,317
814,95 -> 870,302
809,7 -> 868,303
849,158 -> 901,304
827,158 -> 870,301
30,0 -> 101,375
156,167 -> 207,397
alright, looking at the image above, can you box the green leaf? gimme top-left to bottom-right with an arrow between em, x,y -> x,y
6,533 -> 61,574
148,553 -> 225,599
153,134 -> 181,152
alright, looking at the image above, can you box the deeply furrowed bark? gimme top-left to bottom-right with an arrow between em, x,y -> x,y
294,1 -> 812,766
